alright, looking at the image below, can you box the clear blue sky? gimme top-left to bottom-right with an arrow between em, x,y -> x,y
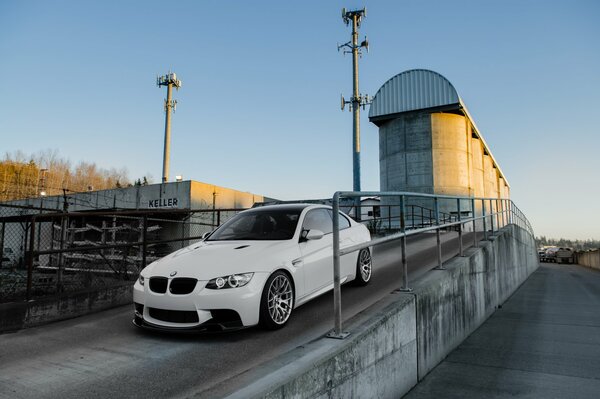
1,0 -> 599,240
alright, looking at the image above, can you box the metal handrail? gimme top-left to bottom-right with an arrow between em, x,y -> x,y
329,191 -> 534,339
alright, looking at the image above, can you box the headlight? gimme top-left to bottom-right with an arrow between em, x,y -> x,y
206,273 -> 254,289
138,275 -> 145,286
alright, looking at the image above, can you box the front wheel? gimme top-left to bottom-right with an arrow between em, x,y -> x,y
259,271 -> 295,330
353,248 -> 372,286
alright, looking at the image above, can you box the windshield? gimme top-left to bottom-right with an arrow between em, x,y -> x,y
207,208 -> 301,241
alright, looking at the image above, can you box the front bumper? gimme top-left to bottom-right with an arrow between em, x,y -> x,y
132,272 -> 269,330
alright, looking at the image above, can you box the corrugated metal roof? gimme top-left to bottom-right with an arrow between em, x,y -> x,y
368,69 -> 460,119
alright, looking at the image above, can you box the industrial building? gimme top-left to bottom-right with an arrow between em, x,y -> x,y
0,181 -> 272,269
368,69 -> 509,224
2,180 -> 270,214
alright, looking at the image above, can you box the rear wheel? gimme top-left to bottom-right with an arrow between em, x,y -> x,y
259,271 -> 294,330
353,248 -> 372,286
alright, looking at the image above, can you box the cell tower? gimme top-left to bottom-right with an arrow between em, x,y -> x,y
157,72 -> 182,183
339,8 -> 370,202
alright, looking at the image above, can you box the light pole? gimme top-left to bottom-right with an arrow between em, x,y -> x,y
339,8 -> 370,219
157,72 -> 182,183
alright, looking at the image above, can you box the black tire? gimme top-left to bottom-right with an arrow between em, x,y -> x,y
259,271 -> 295,330
353,248 -> 372,286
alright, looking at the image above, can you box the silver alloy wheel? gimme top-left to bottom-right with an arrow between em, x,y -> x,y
267,274 -> 293,325
359,249 -> 372,282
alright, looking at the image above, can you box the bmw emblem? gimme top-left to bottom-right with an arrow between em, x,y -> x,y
170,271 -> 178,277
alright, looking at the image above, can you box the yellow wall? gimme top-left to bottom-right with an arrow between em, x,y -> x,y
431,112 -> 508,206
431,113 -> 471,197
471,136 -> 485,198
190,181 -> 264,210
483,155 -> 498,199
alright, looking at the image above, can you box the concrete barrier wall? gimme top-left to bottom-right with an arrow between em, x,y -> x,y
228,224 -> 538,399
0,283 -> 133,333
414,224 -> 538,378
577,249 -> 600,271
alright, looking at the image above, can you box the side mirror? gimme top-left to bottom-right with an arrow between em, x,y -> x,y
305,229 -> 324,240
201,231 -> 212,240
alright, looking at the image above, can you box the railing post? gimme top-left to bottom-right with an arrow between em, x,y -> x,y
400,195 -> 411,291
496,199 -> 501,229
489,199 -> 495,234
434,197 -> 444,270
328,192 -> 348,339
387,205 -> 391,230
482,199 -> 488,241
471,198 -> 478,248
457,198 -> 463,256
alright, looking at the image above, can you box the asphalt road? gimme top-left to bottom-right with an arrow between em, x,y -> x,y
0,231 -> 479,399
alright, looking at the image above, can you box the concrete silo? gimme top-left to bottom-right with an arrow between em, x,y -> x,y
369,69 -> 509,228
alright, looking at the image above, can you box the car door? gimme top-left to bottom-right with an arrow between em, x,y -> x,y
299,209 -> 334,295
329,210 -> 356,279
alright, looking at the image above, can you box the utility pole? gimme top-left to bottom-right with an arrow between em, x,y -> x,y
339,8 -> 370,218
157,72 -> 182,183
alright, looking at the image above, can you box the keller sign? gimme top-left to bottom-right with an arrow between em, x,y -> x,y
148,198 -> 179,208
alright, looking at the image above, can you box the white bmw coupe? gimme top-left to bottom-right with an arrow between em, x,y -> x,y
133,204 -> 372,331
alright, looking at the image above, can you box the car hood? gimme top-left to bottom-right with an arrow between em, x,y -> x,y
142,240 -> 296,280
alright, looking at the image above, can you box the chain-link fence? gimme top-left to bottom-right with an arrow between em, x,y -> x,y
0,207 -> 244,302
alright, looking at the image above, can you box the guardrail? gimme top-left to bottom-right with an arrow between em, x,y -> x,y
329,191 -> 534,339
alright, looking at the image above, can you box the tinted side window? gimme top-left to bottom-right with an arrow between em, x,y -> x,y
327,210 -> 351,230
302,209 -> 333,235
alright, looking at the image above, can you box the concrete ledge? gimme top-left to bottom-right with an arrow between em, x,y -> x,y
0,283 -> 133,333
225,224 -> 538,398
225,294 -> 417,399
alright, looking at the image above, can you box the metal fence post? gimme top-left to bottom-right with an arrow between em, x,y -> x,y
497,199 -> 501,228
400,195 -> 411,291
57,216 -> 67,293
26,218 -> 36,300
496,199 -> 501,229
387,205 -> 391,230
482,199 -> 488,241
457,198 -> 463,256
434,197 -> 444,270
489,199 -> 495,234
471,198 -> 478,248
0,222 -> 4,268
328,192 -> 348,339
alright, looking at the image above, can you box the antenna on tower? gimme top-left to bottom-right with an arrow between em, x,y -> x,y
157,72 -> 182,183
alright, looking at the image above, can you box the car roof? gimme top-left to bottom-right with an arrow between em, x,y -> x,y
246,203 -> 326,213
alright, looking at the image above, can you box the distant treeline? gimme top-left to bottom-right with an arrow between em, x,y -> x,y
0,150 -> 148,202
536,236 -> 599,251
